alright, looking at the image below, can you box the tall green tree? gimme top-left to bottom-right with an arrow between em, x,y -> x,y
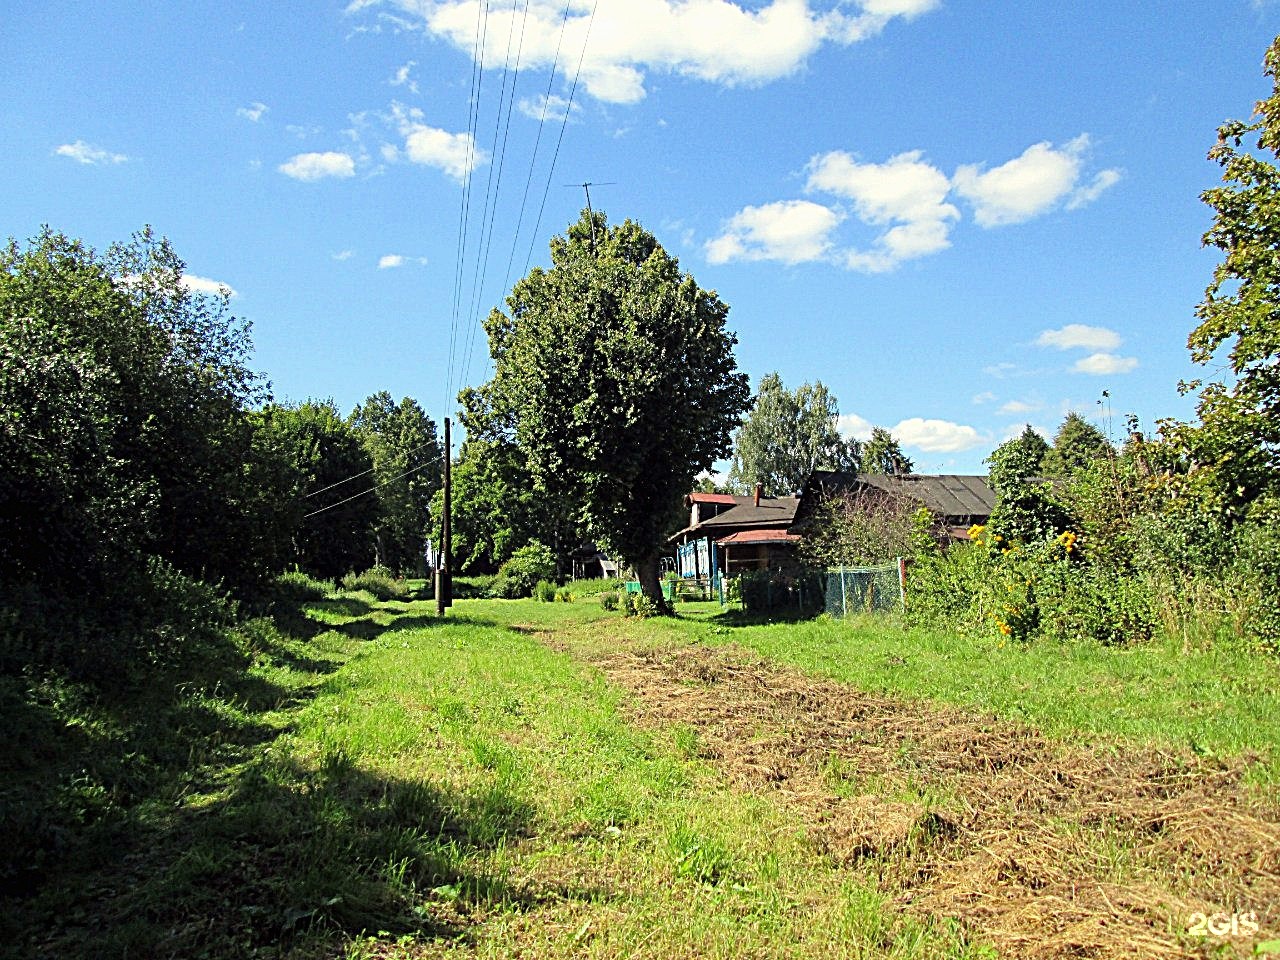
861,427 -> 914,475
349,392 -> 441,573
985,426 -> 1066,544
1180,34 -> 1280,517
728,372 -> 860,496
468,210 -> 750,603
0,227 -> 283,597
255,401 -> 377,579
1041,412 -> 1113,477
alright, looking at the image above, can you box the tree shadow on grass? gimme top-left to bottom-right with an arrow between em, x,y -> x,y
23,728 -> 605,958
705,605 -> 825,628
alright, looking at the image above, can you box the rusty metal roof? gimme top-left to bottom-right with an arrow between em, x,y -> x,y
715,528 -> 801,546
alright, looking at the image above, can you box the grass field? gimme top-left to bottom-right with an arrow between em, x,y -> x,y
4,588 -> 1279,958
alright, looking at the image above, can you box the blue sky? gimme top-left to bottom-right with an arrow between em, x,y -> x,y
6,1 -> 1280,473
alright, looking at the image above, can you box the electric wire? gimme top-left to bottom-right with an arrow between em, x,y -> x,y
521,0 -> 600,278
444,0 -> 492,415
301,438 -> 442,499
302,455 -> 443,520
461,0 -> 532,387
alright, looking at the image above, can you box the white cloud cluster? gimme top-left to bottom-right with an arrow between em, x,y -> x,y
891,417 -> 984,453
1036,323 -> 1137,375
707,136 -> 1121,272
236,101 -> 269,122
180,274 -> 238,297
838,411 -> 983,453
361,0 -> 937,105
705,200 -> 841,266
388,102 -> 485,182
278,151 -> 356,181
517,94 -> 581,123
390,60 -> 419,93
378,253 -> 428,268
54,140 -> 128,165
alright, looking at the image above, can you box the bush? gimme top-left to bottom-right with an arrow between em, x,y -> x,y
554,587 -> 573,602
276,570 -> 335,601
341,566 -> 408,601
490,542 -> 556,599
599,591 -> 620,611
534,579 -> 556,602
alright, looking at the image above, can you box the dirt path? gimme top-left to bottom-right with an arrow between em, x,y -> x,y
550,634 -> 1279,959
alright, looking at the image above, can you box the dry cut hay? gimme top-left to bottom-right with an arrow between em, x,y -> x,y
576,642 -> 1280,959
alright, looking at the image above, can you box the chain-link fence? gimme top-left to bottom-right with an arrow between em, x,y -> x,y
823,563 -> 904,617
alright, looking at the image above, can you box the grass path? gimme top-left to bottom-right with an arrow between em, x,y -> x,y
8,590 -> 1280,959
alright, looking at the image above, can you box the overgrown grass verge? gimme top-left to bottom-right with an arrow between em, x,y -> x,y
3,588 -> 993,959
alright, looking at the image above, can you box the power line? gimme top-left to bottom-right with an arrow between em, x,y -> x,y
301,437 -> 442,499
522,0 -> 600,278
303,456 -> 442,521
461,0 -> 532,387
445,0 -> 492,416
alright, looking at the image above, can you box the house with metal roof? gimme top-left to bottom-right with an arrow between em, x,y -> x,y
791,470 -> 996,541
671,485 -> 802,580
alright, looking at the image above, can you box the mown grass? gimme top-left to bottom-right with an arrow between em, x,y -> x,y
4,589 -> 995,959
9,583 -> 1278,958
505,597 -> 1280,781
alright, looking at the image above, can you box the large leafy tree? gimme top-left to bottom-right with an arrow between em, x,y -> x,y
861,426 -> 914,475
728,372 -> 860,496
255,401 -> 377,579
1041,412 -> 1113,477
469,210 -> 750,603
1181,34 -> 1280,516
349,392 -> 441,573
985,426 -> 1066,544
0,227 -> 284,597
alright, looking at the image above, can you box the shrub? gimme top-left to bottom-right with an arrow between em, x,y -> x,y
341,566 -> 408,601
599,591 -> 620,611
534,579 -> 556,602
554,587 -> 573,602
276,570 -> 334,601
490,542 -> 556,599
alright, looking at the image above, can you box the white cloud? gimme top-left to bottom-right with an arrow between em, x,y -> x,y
1072,352 -> 1138,375
706,200 -> 842,265
836,412 -> 874,442
389,102 -> 485,182
517,94 -> 581,123
1036,323 -> 1121,351
278,151 -> 356,181
180,274 -> 237,297
365,0 -> 938,105
954,135 -> 1108,227
390,60 -> 419,93
806,149 -> 958,272
891,417 -> 985,453
972,391 -> 997,405
236,101 -> 268,122
54,140 -> 127,165
1067,168 -> 1122,210
378,253 -> 428,268
332,249 -> 355,261
998,399 -> 1037,415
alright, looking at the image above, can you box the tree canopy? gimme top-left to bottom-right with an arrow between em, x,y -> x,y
728,372 -> 859,496
0,227 -> 283,597
1182,34 -> 1280,517
467,210 -> 750,602
1041,412 -> 1113,477
349,392 -> 441,573
861,427 -> 914,475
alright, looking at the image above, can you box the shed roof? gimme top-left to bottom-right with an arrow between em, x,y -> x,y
687,492 -> 738,505
795,471 -> 994,526
716,528 -> 801,546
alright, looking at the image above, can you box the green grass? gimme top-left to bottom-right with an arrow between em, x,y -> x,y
8,585 -> 1278,957
500,598 -> 1280,776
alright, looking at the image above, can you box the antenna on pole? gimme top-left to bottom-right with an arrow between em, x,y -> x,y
565,182 -> 615,249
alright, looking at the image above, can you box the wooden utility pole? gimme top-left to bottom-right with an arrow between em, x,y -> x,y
436,417 -> 453,614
